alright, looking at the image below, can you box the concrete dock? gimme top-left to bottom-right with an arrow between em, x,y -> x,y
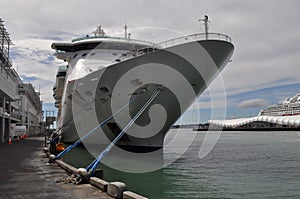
0,137 -> 113,198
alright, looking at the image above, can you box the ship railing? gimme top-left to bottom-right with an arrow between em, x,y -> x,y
115,32 -> 232,63
72,32 -> 231,49
154,32 -> 232,49
72,35 -> 155,45
115,47 -> 159,63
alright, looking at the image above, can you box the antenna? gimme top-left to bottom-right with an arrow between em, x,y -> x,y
124,24 -> 128,39
198,15 -> 211,39
92,25 -> 105,37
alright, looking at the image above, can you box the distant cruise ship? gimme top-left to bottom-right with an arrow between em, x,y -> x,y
208,93 -> 300,129
258,93 -> 300,116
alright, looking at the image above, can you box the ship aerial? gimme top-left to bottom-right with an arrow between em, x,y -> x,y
51,16 -> 234,158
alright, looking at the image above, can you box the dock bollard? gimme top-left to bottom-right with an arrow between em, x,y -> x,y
43,147 -> 48,153
107,182 -> 127,199
90,177 -> 109,191
123,191 -> 149,199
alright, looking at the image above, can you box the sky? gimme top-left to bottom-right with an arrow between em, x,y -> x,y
1,0 -> 300,123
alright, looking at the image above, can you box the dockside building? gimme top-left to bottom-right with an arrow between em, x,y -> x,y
17,83 -> 43,136
0,18 -> 43,143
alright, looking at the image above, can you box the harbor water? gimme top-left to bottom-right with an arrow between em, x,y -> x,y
63,130 -> 300,198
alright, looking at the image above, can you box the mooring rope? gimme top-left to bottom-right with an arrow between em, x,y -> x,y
84,87 -> 162,178
54,92 -> 142,160
49,95 -> 111,144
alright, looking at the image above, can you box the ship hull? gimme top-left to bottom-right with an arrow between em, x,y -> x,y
57,40 -> 234,152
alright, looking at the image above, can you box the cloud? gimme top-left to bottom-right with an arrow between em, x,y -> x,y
237,98 -> 268,108
10,38 -> 65,103
20,74 -> 55,102
1,0 -> 300,114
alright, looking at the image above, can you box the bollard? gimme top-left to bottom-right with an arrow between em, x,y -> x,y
123,191 -> 148,199
107,182 -> 127,199
90,177 -> 108,191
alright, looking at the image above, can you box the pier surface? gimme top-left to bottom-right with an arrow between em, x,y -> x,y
0,137 -> 113,199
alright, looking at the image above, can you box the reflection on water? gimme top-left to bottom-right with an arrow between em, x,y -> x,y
63,130 -> 300,199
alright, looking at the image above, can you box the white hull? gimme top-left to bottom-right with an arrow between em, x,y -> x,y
56,39 -> 234,151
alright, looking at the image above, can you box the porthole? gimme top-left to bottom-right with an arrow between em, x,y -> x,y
82,53 -> 87,57
90,52 -> 96,56
73,54 -> 78,58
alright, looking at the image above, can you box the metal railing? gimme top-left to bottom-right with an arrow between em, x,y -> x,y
115,32 -> 232,63
155,32 -> 232,49
72,35 -> 155,45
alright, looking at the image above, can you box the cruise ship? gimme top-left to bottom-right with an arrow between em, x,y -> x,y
258,93 -> 300,116
208,93 -> 300,130
52,18 -> 234,154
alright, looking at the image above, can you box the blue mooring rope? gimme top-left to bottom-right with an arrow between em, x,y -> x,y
54,93 -> 142,160
85,88 -> 161,177
49,96 -> 111,144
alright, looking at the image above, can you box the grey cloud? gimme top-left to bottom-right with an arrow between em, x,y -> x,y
1,0 -> 300,103
237,98 -> 268,108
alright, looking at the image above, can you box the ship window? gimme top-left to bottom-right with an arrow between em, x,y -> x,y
115,59 -> 121,62
73,54 -> 78,58
90,52 -> 96,56
112,53 -> 118,56
82,53 -> 87,57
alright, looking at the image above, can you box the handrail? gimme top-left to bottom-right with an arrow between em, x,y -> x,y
72,35 -> 155,45
155,32 -> 232,49
72,32 -> 231,48
115,32 -> 232,63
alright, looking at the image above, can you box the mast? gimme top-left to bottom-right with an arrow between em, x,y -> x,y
199,15 -> 211,40
124,24 -> 128,39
